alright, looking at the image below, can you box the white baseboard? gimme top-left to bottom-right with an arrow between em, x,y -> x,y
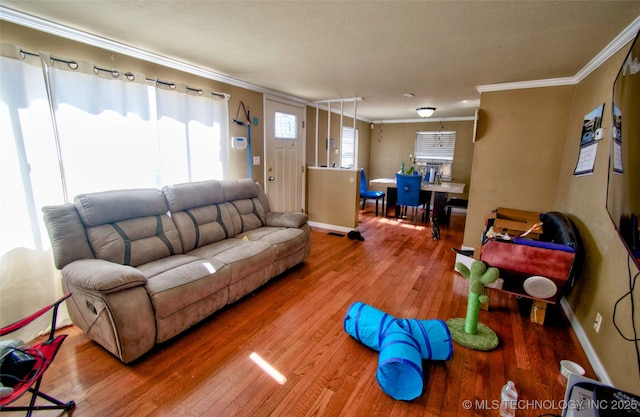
308,221 -> 354,234
560,297 -> 612,385
449,207 -> 467,214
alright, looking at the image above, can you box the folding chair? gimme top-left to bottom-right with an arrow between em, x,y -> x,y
0,293 -> 75,416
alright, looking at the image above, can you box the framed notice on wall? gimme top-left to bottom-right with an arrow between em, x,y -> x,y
612,103 -> 624,173
573,103 -> 604,176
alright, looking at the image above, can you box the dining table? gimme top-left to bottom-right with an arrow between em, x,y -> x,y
368,178 -> 466,228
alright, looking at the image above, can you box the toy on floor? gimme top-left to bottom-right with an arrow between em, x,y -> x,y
343,301 -> 453,401
446,259 -> 500,351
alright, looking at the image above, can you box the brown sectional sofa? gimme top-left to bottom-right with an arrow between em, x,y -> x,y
43,179 -> 311,363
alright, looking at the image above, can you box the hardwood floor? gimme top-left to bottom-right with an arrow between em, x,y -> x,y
14,205 -> 594,417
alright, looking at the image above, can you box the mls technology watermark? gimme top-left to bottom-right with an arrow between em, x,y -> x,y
461,398 -> 640,412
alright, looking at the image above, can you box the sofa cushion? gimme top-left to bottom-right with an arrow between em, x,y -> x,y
138,254 -> 231,320
170,203 -> 236,251
187,239 -> 275,284
85,214 -> 183,267
162,180 -> 225,212
221,178 -> 259,201
75,188 -> 168,227
225,199 -> 267,234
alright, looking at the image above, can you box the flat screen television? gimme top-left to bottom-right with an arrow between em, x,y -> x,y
607,29 -> 640,271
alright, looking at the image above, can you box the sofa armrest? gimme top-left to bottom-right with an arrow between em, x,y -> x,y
266,211 -> 308,228
62,259 -> 147,294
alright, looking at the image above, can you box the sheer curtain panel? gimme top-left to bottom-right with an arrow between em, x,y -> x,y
155,82 -> 229,185
1,44 -> 230,344
0,44 -> 70,342
45,54 -> 155,197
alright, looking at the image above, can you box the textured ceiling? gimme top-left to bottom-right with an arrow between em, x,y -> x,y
2,1 -> 640,121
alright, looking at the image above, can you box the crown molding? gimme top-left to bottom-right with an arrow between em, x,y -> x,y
476,77 -> 575,93
477,15 -> 640,94
574,14 -> 640,83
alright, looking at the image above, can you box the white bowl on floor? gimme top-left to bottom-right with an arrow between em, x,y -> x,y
560,360 -> 585,378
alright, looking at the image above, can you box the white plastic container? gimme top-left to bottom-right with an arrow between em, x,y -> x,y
428,167 -> 436,183
499,380 -> 518,417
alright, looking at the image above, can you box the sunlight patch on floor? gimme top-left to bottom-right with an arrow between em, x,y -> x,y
249,352 -> 287,385
377,217 -> 428,230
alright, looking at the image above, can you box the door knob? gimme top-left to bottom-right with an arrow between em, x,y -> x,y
268,176 -> 275,181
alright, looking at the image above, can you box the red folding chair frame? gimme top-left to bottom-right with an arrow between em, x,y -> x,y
0,293 -> 75,416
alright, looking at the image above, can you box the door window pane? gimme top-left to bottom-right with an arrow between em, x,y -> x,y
275,111 -> 297,139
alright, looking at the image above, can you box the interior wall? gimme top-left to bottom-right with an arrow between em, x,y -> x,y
463,86 -> 575,248
554,44 -> 639,395
306,167 -> 359,229
368,120 -> 474,200
1,21 -> 265,185
466,42 -> 639,394
305,106 -> 371,172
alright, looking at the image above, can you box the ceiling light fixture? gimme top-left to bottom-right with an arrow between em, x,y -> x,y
417,107 -> 436,118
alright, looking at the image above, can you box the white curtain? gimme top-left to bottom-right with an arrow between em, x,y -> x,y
0,45 -> 70,342
155,82 -> 229,185
0,43 -> 230,344
46,55 -> 155,197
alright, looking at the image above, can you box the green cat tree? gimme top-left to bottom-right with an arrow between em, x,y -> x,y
446,260 -> 500,351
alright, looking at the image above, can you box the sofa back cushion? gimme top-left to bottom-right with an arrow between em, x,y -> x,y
163,179 -> 268,251
75,189 -> 183,267
221,179 -> 267,235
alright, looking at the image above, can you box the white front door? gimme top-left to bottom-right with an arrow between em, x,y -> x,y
264,97 -> 305,212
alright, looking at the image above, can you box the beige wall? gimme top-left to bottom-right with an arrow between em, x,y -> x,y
555,45 -> 638,395
306,167 -> 359,229
464,86 -> 575,246
466,42 -> 639,394
368,120 -> 475,200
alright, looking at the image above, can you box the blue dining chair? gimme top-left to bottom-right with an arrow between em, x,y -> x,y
396,173 -> 423,223
360,169 -> 385,216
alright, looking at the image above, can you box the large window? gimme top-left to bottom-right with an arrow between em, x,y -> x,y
0,44 -> 230,341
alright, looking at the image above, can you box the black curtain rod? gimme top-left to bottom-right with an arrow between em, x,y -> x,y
18,48 -> 227,98
152,79 -> 227,98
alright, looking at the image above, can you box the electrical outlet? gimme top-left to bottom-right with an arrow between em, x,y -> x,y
594,312 -> 602,333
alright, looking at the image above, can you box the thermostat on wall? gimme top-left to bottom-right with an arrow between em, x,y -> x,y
232,136 -> 247,149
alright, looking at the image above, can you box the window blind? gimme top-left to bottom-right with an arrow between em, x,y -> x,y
415,131 -> 456,163
341,126 -> 357,168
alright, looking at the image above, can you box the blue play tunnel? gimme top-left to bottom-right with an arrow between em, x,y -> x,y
343,301 -> 453,401
376,320 -> 424,401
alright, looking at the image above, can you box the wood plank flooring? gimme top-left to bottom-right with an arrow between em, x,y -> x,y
11,205 -> 595,417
